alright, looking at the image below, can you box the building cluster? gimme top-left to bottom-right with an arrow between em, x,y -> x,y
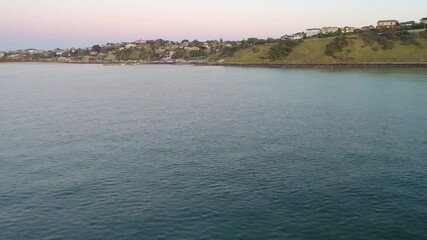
282,17 -> 427,40
1,18 -> 426,63
0,39 -> 241,63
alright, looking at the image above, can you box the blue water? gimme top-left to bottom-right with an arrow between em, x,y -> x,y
0,64 -> 426,239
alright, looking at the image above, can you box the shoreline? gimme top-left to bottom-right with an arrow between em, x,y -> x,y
201,62 -> 427,68
1,61 -> 427,68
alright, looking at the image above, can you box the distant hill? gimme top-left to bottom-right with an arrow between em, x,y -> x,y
209,30 -> 427,64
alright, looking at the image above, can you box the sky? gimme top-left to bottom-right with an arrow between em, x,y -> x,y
1,0 -> 426,50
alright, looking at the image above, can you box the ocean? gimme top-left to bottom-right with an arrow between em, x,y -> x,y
1,64 -> 426,239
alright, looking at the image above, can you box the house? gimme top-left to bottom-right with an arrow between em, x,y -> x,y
168,51 -> 175,58
400,21 -> 416,27
306,28 -> 322,37
421,18 -> 427,24
57,57 -> 72,62
343,26 -> 356,33
168,44 -> 180,50
135,39 -> 147,44
155,49 -> 166,54
282,32 -> 305,41
105,52 -> 116,61
281,35 -> 291,40
377,20 -> 398,29
361,25 -> 375,31
0,52 -> 4,58
27,49 -> 44,55
321,27 -> 339,34
83,56 -> 96,62
290,32 -> 305,40
184,47 -> 200,51
125,44 -> 137,49
181,40 -> 190,47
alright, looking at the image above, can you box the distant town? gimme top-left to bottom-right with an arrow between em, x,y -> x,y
1,18 -> 426,64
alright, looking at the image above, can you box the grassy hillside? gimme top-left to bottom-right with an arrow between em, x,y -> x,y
216,33 -> 427,64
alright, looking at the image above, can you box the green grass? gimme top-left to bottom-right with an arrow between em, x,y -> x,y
284,38 -> 336,64
216,36 -> 427,64
343,38 -> 427,62
222,45 -> 273,63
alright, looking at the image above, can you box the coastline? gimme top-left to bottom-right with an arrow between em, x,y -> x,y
1,61 -> 427,68
203,62 -> 427,68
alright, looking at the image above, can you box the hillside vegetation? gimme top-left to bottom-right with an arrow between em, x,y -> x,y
213,30 -> 427,64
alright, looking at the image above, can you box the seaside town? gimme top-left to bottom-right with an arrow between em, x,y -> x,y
1,18 -> 426,63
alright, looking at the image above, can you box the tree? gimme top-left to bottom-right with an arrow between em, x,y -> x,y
92,45 -> 101,53
247,38 -> 259,45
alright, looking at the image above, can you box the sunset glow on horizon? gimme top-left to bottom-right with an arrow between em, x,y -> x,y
1,0 -> 427,50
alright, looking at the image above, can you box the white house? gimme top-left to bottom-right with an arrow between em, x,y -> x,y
421,18 -> 427,24
125,44 -> 137,49
0,52 -> 4,58
289,32 -> 305,40
306,28 -> 322,37
281,35 -> 291,40
321,27 -> 339,34
184,47 -> 200,51
343,26 -> 356,33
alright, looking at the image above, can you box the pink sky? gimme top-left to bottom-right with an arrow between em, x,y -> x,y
1,0 -> 426,50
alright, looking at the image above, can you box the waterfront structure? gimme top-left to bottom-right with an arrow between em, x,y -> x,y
377,20 -> 398,29
306,28 -> 321,38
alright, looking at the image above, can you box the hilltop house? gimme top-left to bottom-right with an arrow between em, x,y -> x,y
306,28 -> 321,37
377,20 -> 398,29
321,27 -> 339,34
421,18 -> 427,24
283,32 -> 305,41
343,26 -> 356,33
281,35 -> 291,40
361,25 -> 375,31
290,32 -> 305,40
400,21 -> 416,27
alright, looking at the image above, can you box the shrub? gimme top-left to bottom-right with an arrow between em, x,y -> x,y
361,31 -> 378,45
325,36 -> 348,57
377,36 -> 394,49
268,40 -> 301,60
418,30 -> 427,39
396,30 -> 418,45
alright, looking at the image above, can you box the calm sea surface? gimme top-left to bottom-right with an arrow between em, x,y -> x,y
0,64 -> 426,239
